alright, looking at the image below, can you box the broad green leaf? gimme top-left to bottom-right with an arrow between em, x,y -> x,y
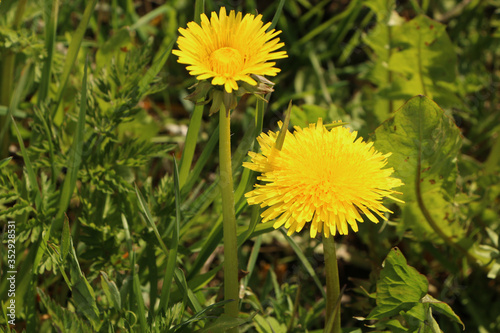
362,0 -> 401,123
363,10 -> 459,124
421,294 -> 465,329
367,247 -> 428,319
386,15 -> 459,107
373,95 -> 464,243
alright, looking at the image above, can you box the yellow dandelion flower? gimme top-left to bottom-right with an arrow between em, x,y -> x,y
172,7 -> 287,94
244,119 -> 404,238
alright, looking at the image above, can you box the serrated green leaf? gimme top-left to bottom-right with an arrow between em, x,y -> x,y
367,247 -> 428,320
373,95 -> 464,244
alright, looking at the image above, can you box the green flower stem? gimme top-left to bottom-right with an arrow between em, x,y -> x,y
219,104 -> 239,331
323,236 -> 341,333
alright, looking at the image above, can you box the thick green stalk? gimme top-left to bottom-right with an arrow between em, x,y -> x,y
323,236 -> 341,333
219,105 -> 239,331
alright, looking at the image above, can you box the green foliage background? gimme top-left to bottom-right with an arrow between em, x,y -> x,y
1,0 -> 499,332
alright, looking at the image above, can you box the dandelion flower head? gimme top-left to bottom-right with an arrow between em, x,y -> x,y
244,119 -> 404,238
173,7 -> 287,93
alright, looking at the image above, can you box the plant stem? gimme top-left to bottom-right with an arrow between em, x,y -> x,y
219,104 -> 239,331
323,236 -> 341,333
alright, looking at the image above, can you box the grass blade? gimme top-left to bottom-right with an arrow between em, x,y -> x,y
269,0 -> 286,31
0,156 -> 12,168
181,125 -> 219,197
178,0 -> 206,186
52,0 -> 97,121
1,61 -> 32,158
55,56 -> 88,231
139,38 -> 175,95
174,268 -> 202,313
11,119 -> 41,208
157,157 -> 181,313
281,229 -> 327,298
121,214 -> 147,330
241,235 -> 262,305
135,185 -> 169,256
194,0 -> 205,24
179,103 -> 204,189
38,0 -> 59,104
132,251 -> 148,332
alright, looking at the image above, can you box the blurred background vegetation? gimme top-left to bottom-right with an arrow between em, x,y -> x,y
1,0 -> 499,332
